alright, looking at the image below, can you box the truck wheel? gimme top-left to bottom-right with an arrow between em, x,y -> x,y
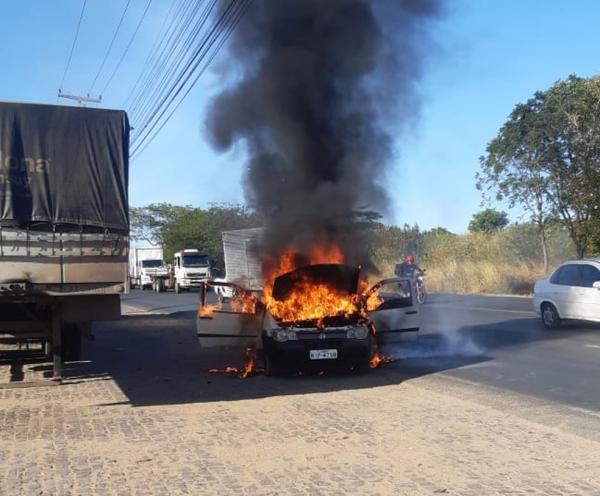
175,282 -> 181,294
61,324 -> 82,362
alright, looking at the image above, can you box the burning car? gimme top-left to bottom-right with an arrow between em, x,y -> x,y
197,262 -> 419,375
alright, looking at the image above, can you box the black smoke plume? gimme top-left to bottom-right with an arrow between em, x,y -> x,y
207,0 -> 441,272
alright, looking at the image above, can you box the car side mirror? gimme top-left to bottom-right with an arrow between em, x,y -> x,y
593,281 -> 600,290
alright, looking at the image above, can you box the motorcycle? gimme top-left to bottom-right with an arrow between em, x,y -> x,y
415,271 -> 427,304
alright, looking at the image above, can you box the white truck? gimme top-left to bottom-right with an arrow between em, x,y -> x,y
148,249 -> 212,293
130,246 -> 168,290
172,249 -> 212,293
0,101 -> 130,379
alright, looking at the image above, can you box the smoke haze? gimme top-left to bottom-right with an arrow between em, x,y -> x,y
207,0 -> 441,271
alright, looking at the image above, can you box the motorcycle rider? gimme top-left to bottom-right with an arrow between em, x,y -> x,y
395,255 -> 424,280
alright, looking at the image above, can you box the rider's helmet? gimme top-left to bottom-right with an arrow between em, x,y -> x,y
406,254 -> 414,264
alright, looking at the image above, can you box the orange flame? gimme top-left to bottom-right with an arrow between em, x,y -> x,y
239,345 -> 256,379
199,302 -> 221,318
261,243 -> 375,325
207,346 -> 257,379
369,342 -> 394,369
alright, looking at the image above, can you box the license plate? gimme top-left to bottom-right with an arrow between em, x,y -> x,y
309,349 -> 338,360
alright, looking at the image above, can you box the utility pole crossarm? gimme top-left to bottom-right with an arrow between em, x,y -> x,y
57,90 -> 102,106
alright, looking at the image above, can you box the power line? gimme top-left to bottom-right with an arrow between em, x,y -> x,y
131,0 -> 237,150
100,0 -> 154,98
131,0 -> 250,159
121,0 -> 184,109
130,0 -> 215,127
131,0 -> 245,156
88,0 -> 132,95
58,0 -> 88,93
130,7 -> 244,160
128,0 -> 202,122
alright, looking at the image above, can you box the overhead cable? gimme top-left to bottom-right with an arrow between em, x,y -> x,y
88,0 -> 132,95
58,0 -> 88,93
100,0 -> 154,98
128,0 -> 203,122
131,0 -> 250,160
131,0 -> 216,126
121,0 -> 184,109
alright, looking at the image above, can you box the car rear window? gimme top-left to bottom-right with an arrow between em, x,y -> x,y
580,265 -> 600,288
553,264 -> 581,286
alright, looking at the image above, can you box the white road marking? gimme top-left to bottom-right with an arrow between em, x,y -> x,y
584,344 -> 600,350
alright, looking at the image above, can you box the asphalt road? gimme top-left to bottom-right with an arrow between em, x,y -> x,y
120,289 -> 600,412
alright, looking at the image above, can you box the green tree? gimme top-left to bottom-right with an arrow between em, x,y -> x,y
477,91 -> 552,270
468,209 -> 509,234
129,203 -> 260,273
479,75 -> 600,259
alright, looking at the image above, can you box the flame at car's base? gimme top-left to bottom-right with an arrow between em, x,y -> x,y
370,343 -> 394,369
207,346 -> 259,379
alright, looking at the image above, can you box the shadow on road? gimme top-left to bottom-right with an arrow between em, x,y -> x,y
22,305 -> 594,407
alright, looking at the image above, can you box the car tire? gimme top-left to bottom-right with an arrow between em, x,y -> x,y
541,303 -> 561,329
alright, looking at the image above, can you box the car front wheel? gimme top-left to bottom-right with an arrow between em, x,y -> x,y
541,303 -> 561,329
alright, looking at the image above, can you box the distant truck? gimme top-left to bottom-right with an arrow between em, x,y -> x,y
148,249 -> 212,293
214,228 -> 263,300
130,246 -> 168,290
0,101 -> 130,379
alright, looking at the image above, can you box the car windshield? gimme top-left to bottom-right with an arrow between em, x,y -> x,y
141,259 -> 163,268
182,254 -> 209,267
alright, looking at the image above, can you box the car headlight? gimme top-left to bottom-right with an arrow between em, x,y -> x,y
347,326 -> 369,339
271,329 -> 298,342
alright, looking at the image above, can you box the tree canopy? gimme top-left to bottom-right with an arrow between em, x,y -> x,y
479,74 -> 600,258
468,209 -> 509,234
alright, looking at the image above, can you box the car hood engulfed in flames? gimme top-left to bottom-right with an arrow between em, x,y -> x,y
266,263 -> 375,328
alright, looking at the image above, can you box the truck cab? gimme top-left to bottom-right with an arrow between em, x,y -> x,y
173,249 -> 212,293
139,259 -> 168,290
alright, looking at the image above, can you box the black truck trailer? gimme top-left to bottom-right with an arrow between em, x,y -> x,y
0,101 -> 129,380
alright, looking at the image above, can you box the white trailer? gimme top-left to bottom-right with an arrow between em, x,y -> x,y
214,228 -> 263,300
129,246 -> 167,289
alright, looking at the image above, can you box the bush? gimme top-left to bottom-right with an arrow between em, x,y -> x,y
371,223 -> 575,295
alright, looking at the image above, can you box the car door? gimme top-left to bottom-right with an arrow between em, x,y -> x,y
196,281 -> 265,349
551,264 -> 582,319
577,264 -> 600,321
365,278 -> 419,345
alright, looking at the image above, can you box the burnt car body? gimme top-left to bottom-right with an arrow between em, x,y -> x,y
196,264 -> 419,374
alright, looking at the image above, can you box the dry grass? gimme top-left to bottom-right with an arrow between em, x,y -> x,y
424,260 -> 545,295
371,227 -> 573,295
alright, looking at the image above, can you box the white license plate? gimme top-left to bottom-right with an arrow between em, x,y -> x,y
309,349 -> 338,360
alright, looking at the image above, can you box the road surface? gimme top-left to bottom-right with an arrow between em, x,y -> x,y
2,291 -> 600,494
121,289 -> 600,412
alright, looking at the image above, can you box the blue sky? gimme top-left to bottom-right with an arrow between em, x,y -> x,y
1,0 -> 599,233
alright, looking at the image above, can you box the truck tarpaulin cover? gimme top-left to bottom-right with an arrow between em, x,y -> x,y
0,102 -> 129,232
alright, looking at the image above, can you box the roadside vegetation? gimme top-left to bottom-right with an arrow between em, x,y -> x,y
371,220 -> 575,295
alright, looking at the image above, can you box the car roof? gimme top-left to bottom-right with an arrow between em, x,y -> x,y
560,258 -> 600,265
